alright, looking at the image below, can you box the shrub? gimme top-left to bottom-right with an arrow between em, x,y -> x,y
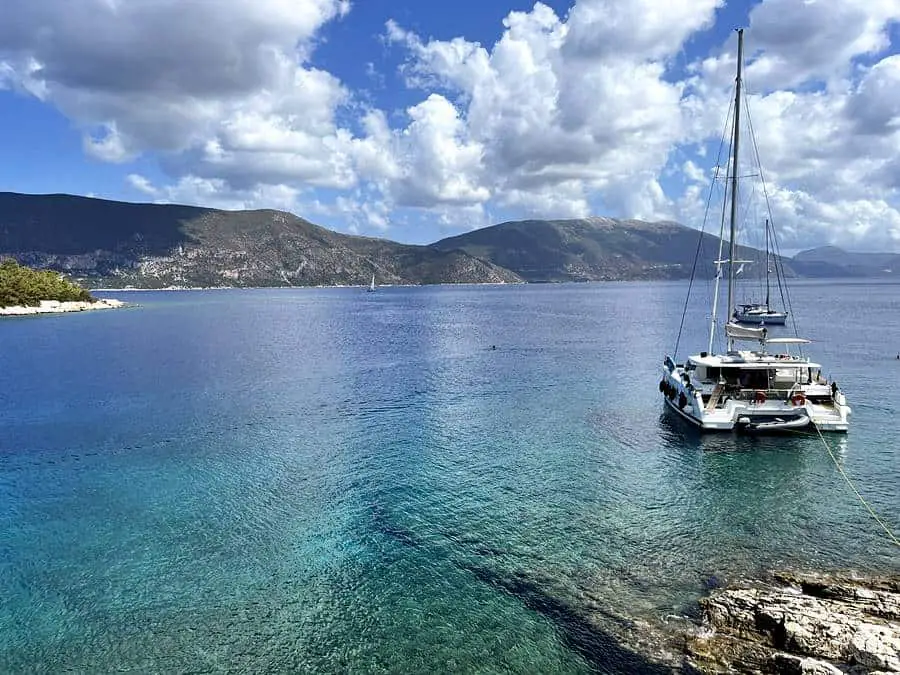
0,258 -> 94,307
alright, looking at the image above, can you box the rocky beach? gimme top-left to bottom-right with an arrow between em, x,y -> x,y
0,297 -> 125,316
680,571 -> 900,674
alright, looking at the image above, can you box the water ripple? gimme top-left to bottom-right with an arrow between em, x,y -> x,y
1,284 -> 898,672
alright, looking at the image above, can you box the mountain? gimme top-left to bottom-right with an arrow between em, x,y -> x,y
432,217 -> 776,282
0,192 -> 520,287
2,192 -> 893,288
790,246 -> 900,277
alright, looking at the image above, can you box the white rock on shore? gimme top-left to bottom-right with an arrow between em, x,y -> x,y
0,298 -> 126,316
686,571 -> 900,674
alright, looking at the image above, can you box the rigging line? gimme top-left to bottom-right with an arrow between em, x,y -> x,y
674,94 -> 734,357
712,130 -> 733,354
743,91 -> 801,344
812,423 -> 900,548
733,181 -> 760,301
767,217 -> 790,316
707,100 -> 737,352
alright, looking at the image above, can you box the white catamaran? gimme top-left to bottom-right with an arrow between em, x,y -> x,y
660,29 -> 850,434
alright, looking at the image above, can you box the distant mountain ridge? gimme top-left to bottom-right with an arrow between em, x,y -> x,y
432,217 -> 773,282
0,192 -> 894,287
434,220 -> 900,281
0,192 -> 520,287
789,246 -> 900,278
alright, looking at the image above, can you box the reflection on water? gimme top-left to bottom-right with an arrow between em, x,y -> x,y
657,411 -> 816,454
0,283 -> 897,672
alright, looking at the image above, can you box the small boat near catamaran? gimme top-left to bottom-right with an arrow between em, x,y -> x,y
732,219 -> 787,325
660,29 -> 851,434
733,302 -> 787,325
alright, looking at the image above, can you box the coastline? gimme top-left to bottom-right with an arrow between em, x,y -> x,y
88,281 -> 522,291
679,570 -> 900,673
0,298 -> 126,316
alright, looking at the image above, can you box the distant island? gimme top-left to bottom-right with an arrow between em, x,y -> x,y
0,191 -> 897,288
0,257 -> 123,315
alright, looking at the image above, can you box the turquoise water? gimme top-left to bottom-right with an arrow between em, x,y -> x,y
1,282 -> 898,672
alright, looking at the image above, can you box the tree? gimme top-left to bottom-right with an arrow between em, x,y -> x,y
0,258 -> 94,307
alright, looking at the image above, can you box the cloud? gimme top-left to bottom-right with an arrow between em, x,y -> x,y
2,0 -> 900,251
127,173 -> 303,212
389,94 -> 490,207
745,0 -> 899,89
384,0 -> 720,221
692,0 -> 900,92
846,54 -> 900,135
0,0 -> 355,178
676,1 -> 900,249
563,0 -> 722,61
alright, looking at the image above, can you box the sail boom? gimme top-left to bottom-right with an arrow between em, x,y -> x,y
767,337 -> 811,345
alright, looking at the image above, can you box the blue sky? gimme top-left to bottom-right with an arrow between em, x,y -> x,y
1,0 -> 899,250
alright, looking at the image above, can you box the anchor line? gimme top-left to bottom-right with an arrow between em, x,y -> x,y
811,423 -> 900,548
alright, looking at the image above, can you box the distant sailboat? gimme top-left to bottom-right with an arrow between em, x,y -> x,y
367,274 -> 376,292
733,218 -> 788,325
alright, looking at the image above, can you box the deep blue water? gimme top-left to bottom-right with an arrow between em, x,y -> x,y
1,281 -> 898,672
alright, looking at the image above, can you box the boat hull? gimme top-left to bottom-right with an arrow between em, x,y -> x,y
660,365 -> 850,434
733,311 -> 787,325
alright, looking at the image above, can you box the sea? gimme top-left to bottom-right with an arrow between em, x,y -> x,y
1,280 -> 898,673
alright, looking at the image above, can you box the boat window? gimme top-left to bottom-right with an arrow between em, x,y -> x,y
722,368 -> 742,385
736,369 -> 767,389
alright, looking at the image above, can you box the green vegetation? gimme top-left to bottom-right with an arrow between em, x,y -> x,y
0,258 -> 93,308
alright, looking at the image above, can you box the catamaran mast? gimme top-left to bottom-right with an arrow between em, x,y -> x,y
726,28 -> 744,352
765,218 -> 770,308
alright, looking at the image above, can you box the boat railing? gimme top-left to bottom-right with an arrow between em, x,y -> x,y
731,387 -> 796,402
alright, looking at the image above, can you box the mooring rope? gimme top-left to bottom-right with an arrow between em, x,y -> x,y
811,422 -> 900,548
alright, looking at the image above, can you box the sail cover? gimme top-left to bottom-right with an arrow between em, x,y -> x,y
767,337 -> 811,344
725,322 -> 767,341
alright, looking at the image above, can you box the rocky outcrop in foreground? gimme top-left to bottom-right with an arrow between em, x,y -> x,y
685,571 -> 900,674
0,298 -> 125,316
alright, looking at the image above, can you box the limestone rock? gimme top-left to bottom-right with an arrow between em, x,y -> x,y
0,298 -> 126,316
685,571 -> 900,674
849,623 -> 900,671
769,653 -> 844,674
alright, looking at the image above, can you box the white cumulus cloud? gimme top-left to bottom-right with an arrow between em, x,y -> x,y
1,0 -> 900,250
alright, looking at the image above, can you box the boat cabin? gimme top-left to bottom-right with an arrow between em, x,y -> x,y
684,350 -> 833,407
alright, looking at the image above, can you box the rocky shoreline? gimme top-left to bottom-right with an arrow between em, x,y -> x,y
0,298 -> 126,316
681,571 -> 900,674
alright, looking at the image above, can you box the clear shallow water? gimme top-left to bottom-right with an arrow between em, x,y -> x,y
1,281 -> 898,673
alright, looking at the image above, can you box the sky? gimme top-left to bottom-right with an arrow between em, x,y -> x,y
1,0 -> 899,250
